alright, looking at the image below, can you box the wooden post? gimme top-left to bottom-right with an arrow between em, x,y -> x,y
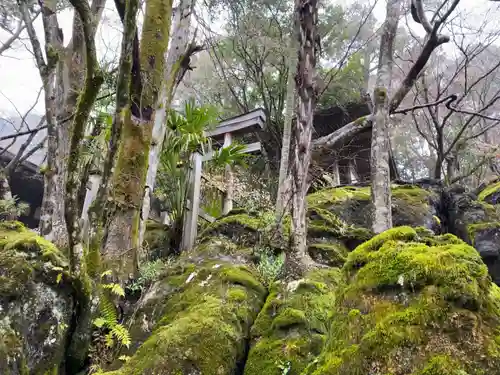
222,132 -> 234,215
348,158 -> 359,183
332,159 -> 340,186
181,152 -> 202,251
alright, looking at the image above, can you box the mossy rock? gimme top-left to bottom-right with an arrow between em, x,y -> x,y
302,227 -> 500,375
191,236 -> 256,264
0,221 -> 74,375
198,212 -> 267,247
308,241 -> 348,267
478,180 -> 500,204
307,185 -> 441,247
445,187 -> 500,284
244,268 -> 343,375
104,257 -> 267,374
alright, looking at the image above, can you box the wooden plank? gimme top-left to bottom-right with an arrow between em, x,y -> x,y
222,132 -> 233,215
216,108 -> 266,129
205,116 -> 265,138
181,152 -> 203,251
348,158 -> 359,184
201,141 -> 262,162
332,159 -> 340,186
184,199 -> 216,223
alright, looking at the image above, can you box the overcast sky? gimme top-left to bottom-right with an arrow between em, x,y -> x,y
0,0 -> 496,117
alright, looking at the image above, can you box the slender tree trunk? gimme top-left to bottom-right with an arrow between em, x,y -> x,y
434,156 -> 443,180
370,0 -> 401,234
288,0 -> 318,270
102,0 -> 173,279
139,0 -> 196,252
275,27 -> 298,226
64,0 -> 105,275
18,0 -> 62,241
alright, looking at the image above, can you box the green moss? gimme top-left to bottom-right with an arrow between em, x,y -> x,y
307,186 -> 371,209
347,225 -> 417,255
468,222 -> 500,245
221,266 -> 267,296
478,181 -> 500,202
227,287 -> 248,302
200,213 -> 263,236
272,308 -> 307,330
303,228 -> 500,375
245,269 -> 342,375
308,242 -> 347,267
413,355 -> 465,375
0,222 -> 69,297
104,260 -> 266,375
194,236 -> 253,260
345,227 -> 489,308
374,87 -> 387,103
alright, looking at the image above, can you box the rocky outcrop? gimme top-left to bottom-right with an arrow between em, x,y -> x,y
0,221 -> 74,374
246,227 -> 500,374
446,183 -> 500,284
103,236 -> 267,374
6,181 -> 500,374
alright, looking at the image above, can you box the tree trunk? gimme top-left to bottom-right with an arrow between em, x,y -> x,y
102,0 -> 173,279
370,0 -> 401,234
275,27 -> 298,226
138,0 -> 196,252
18,0 -> 63,242
288,0 -> 318,270
434,156 -> 443,180
39,0 -> 106,249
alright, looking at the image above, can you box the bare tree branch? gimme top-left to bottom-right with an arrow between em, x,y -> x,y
0,10 -> 40,56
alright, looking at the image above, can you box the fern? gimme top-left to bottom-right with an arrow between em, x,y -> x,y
110,324 -> 131,348
93,270 -> 131,349
102,283 -> 125,297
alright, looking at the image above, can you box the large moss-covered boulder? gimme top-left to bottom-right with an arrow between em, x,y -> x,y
244,268 -> 341,375
104,240 -> 267,375
0,222 -> 74,374
307,184 -> 441,252
446,184 -> 500,284
304,227 -> 500,375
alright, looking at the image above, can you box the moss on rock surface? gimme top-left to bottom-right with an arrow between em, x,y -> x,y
307,184 -> 441,251
478,180 -> 500,204
302,227 -> 500,375
104,255 -> 267,374
0,222 -> 73,375
244,269 -> 342,375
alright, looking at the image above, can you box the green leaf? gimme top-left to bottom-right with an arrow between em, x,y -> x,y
102,283 -> 125,297
93,317 -> 107,328
101,270 -> 113,278
111,324 -> 131,348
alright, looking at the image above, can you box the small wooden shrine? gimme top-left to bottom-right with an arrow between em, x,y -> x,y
180,108 -> 266,251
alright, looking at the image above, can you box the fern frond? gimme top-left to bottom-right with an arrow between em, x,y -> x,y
111,324 -> 131,348
101,270 -> 113,278
102,283 -> 125,297
104,332 -> 115,348
99,293 -> 118,323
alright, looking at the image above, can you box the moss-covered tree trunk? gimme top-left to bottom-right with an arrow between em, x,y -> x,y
370,0 -> 401,234
288,0 -> 318,269
102,0 -> 173,279
138,0 -> 196,252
